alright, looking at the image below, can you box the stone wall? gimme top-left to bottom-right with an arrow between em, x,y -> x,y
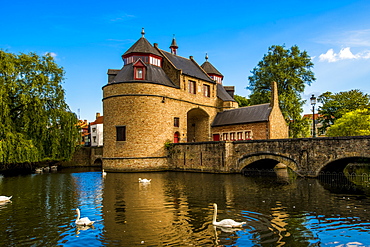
168,141 -> 234,173
60,147 -> 103,167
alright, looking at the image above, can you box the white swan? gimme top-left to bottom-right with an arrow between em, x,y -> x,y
212,203 -> 246,228
75,208 -> 94,226
0,196 -> 12,202
138,178 -> 151,183
102,169 -> 107,177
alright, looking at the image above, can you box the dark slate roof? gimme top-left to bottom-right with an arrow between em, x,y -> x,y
217,84 -> 235,102
211,103 -> 271,127
201,61 -> 223,76
123,37 -> 162,57
110,64 -> 178,88
161,50 -> 214,83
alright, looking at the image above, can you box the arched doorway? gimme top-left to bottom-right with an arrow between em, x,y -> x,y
174,132 -> 180,143
187,108 -> 210,142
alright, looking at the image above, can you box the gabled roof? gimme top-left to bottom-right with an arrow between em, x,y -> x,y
212,103 -> 271,127
217,84 -> 235,102
201,61 -> 223,77
110,63 -> 178,88
161,50 -> 214,83
123,37 -> 162,57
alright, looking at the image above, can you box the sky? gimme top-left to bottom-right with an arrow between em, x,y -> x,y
1,0 -> 370,122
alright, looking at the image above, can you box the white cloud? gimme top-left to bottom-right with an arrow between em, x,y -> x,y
319,49 -> 337,62
319,47 -> 370,62
44,52 -> 57,58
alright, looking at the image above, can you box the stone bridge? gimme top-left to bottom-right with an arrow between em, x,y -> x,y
168,136 -> 370,177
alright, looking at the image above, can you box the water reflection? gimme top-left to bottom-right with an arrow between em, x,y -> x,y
0,168 -> 369,246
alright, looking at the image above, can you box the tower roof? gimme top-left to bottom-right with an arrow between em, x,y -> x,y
123,30 -> 162,57
170,36 -> 178,49
201,55 -> 223,77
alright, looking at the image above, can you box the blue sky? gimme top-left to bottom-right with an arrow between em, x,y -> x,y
2,0 -> 370,121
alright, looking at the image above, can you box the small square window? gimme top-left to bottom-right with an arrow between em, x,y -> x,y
230,132 -> 235,141
116,126 -> 126,141
188,81 -> 196,94
203,84 -> 210,97
174,117 -> 180,127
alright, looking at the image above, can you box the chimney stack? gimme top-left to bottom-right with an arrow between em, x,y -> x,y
270,81 -> 279,108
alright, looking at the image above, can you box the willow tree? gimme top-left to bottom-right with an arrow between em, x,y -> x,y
247,45 -> 316,137
0,50 -> 79,165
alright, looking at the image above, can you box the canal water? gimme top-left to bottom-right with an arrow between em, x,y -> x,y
0,167 -> 370,246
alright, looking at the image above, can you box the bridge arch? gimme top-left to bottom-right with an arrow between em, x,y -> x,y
318,156 -> 370,174
238,152 -> 298,173
93,158 -> 102,167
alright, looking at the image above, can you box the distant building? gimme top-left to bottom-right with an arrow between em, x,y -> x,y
303,113 -> 325,136
90,112 -> 104,147
77,119 -> 90,146
102,29 -> 288,172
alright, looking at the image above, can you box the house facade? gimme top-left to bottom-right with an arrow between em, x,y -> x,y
90,113 -> 104,147
102,29 -> 288,172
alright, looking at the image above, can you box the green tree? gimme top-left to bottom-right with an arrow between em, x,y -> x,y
247,45 -> 315,138
318,90 -> 370,132
0,50 -> 79,165
234,94 -> 250,107
326,109 -> 370,137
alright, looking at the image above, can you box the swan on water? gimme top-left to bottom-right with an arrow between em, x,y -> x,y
0,196 -> 12,202
102,169 -> 107,177
212,203 -> 246,228
75,208 -> 94,226
138,178 -> 151,183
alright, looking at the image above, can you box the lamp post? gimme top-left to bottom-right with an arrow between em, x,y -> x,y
310,94 -> 317,137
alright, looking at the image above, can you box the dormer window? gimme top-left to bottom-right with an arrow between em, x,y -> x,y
133,59 -> 146,80
136,68 -> 143,79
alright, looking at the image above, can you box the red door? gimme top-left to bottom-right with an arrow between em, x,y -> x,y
174,132 -> 180,143
213,134 -> 220,141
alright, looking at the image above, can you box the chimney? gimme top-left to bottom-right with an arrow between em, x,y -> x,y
96,112 -> 101,119
270,81 -> 279,108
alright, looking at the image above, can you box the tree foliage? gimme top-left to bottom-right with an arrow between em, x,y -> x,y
0,50 -> 79,165
234,94 -> 250,107
318,90 -> 370,132
326,109 -> 370,137
247,45 -> 315,138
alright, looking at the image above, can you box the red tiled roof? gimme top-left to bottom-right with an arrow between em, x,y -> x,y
90,116 -> 104,125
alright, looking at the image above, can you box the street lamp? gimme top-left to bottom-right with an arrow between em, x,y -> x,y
310,94 -> 317,137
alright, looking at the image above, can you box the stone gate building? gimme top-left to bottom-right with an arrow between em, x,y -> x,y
102,29 -> 288,172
